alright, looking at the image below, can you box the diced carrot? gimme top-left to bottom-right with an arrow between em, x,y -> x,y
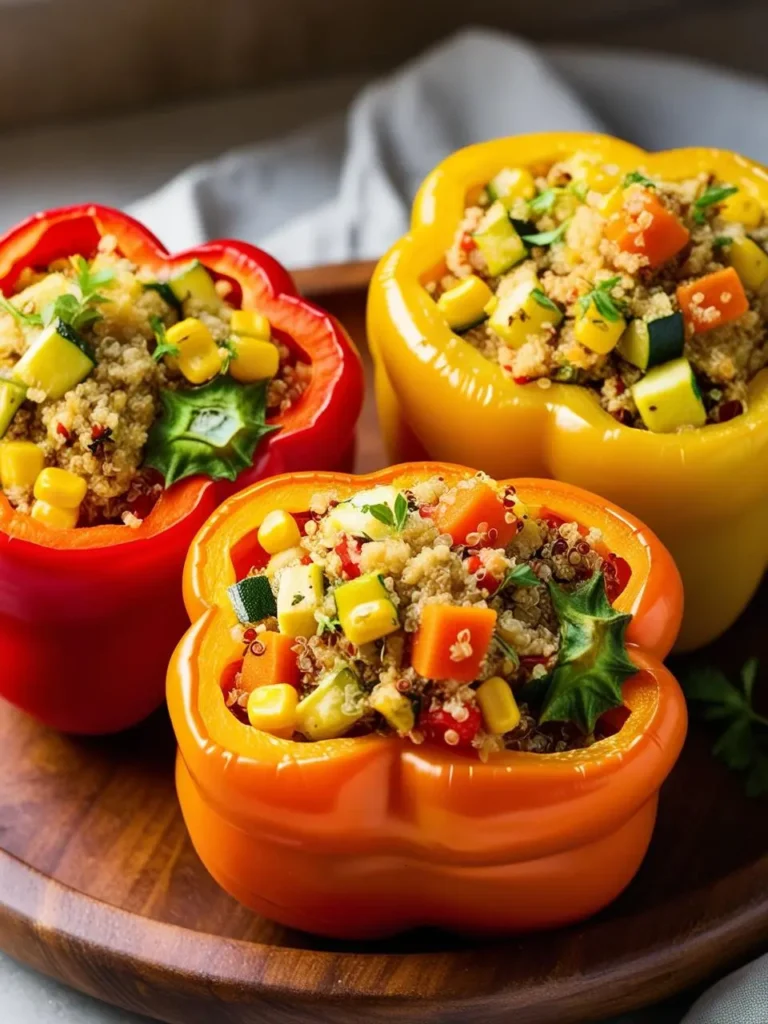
677,266 -> 749,334
411,605 -> 497,683
241,631 -> 300,693
605,189 -> 689,267
432,480 -> 516,547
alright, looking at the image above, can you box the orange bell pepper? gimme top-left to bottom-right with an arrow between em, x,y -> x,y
432,477 -> 517,546
168,462 -> 686,939
367,134 -> 768,651
411,604 -> 497,682
605,187 -> 690,267
240,631 -> 300,693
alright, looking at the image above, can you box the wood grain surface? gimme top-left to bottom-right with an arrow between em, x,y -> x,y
0,265 -> 766,1024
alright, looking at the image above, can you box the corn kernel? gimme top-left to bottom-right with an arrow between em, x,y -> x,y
229,336 -> 279,383
258,509 -> 301,554
265,546 -> 304,579
0,442 -> 45,491
246,683 -> 298,736
335,573 -> 400,645
231,310 -> 271,339
34,467 -> 87,509
167,318 -> 223,384
477,676 -> 521,735
720,189 -> 763,229
726,236 -> 768,292
574,300 -> 625,354
31,500 -> 79,529
370,681 -> 415,735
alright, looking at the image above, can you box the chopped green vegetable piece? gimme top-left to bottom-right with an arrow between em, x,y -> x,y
228,575 -> 277,623
13,319 -> 95,400
683,658 -> 768,797
528,189 -> 559,216
0,378 -> 26,437
144,281 -> 183,313
150,316 -> 180,362
623,170 -> 656,189
538,571 -> 636,734
712,235 -> 733,250
693,185 -> 739,225
144,376 -> 279,486
521,221 -> 569,247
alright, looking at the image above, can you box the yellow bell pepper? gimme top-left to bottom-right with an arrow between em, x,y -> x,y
367,133 -> 768,651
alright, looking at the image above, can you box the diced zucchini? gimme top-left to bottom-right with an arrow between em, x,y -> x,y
0,379 -> 26,438
144,281 -> 183,314
169,261 -> 220,310
632,357 -> 707,432
472,201 -> 526,276
617,312 -> 684,370
487,167 -> 535,208
437,275 -> 494,332
12,272 -> 71,315
370,681 -> 415,735
334,572 -> 400,645
295,665 -> 366,740
277,563 -> 324,637
488,273 -> 562,349
328,485 -> 400,541
228,575 -> 277,624
726,236 -> 768,292
13,319 -> 95,400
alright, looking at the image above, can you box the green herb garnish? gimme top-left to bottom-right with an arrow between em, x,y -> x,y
537,571 -> 636,734
569,181 -> 589,201
578,276 -> 626,322
530,288 -> 560,313
0,296 -> 43,327
521,221 -> 570,247
291,594 -> 304,606
150,315 -> 181,362
623,170 -> 656,189
692,185 -> 738,225
683,659 -> 768,797
528,189 -> 559,216
494,632 -> 520,668
317,614 -> 341,635
712,235 -> 733,250
498,563 -> 541,593
144,376 -> 279,486
362,492 -> 409,532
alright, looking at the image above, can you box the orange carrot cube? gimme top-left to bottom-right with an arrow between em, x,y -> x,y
241,631 -> 300,693
605,190 -> 689,268
411,604 -> 497,683
677,267 -> 749,334
432,480 -> 516,547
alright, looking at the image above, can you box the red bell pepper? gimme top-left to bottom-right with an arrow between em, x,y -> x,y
0,204 -> 363,734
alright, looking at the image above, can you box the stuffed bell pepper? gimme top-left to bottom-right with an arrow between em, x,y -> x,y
368,134 -> 768,650
168,462 -> 686,939
0,204 -> 363,733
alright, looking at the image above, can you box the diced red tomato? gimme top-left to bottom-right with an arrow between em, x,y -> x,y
335,536 -> 362,579
419,704 -> 482,748
513,375 -> 533,385
459,233 -> 477,253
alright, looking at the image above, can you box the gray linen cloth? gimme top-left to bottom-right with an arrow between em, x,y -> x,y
4,28 -> 766,1024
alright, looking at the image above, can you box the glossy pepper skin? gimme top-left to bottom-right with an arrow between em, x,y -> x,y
0,204 -> 363,734
367,134 -> 768,651
168,462 -> 686,940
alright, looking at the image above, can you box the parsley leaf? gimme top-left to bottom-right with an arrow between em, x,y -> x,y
712,235 -> 733,250
361,492 -> 409,532
578,276 -> 626,322
683,658 -> 768,796
498,563 -> 541,593
528,189 -> 559,216
623,170 -> 656,189
522,220 -> 570,247
150,315 -> 180,362
0,295 -> 43,327
394,492 -> 409,531
538,571 -> 636,734
692,185 -> 738,225
530,288 -> 560,313
317,614 -> 341,635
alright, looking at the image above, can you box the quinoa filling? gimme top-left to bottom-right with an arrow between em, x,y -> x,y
225,474 -> 636,759
431,152 -> 768,431
0,237 -> 311,528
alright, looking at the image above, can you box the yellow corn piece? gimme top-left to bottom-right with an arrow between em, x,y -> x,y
229,336 -> 280,383
574,300 -> 625,354
34,467 -> 87,509
247,683 -> 299,736
720,189 -> 763,229
726,236 -> 768,292
265,545 -> 304,579
334,572 -> 400,645
370,681 -> 414,735
166,317 -> 223,384
0,442 -> 45,491
258,509 -> 301,555
436,275 -> 495,332
477,676 -> 521,735
231,310 -> 271,339
31,500 -> 79,529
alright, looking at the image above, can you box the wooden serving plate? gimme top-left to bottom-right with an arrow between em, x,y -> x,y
1,260 -> 766,1024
